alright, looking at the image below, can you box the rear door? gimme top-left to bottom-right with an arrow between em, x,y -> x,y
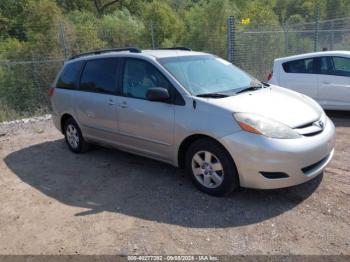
317,56 -> 350,109
116,58 -> 175,161
278,57 -> 318,99
74,57 -> 121,141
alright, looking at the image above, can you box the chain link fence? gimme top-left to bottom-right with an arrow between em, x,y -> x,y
232,17 -> 350,80
1,17 -> 350,121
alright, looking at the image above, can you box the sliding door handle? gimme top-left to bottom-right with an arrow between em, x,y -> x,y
119,101 -> 128,108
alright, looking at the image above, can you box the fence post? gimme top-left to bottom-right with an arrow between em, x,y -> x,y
284,21 -> 289,55
59,22 -> 68,60
330,20 -> 335,50
150,20 -> 156,49
227,16 -> 235,63
31,53 -> 39,91
314,3 -> 320,52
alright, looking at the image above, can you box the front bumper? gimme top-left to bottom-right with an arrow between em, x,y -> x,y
219,117 -> 336,189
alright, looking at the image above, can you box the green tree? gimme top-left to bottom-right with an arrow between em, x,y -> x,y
239,1 -> 279,26
274,0 -> 317,24
55,0 -> 96,13
98,9 -> 146,48
22,0 -> 63,58
68,11 -> 106,53
142,0 -> 185,48
183,0 -> 237,57
0,38 -> 24,60
0,0 -> 28,41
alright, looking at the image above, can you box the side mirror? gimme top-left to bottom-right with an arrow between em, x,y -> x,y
146,87 -> 170,102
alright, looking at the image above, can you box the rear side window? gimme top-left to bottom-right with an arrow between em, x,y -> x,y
282,58 -> 315,74
56,61 -> 83,89
80,58 -> 119,94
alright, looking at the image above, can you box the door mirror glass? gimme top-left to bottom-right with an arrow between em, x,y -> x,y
146,87 -> 170,102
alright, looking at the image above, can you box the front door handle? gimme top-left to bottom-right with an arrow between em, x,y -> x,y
119,101 -> 128,108
323,81 -> 330,85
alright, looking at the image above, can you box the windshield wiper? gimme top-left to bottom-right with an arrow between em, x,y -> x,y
235,85 -> 263,94
196,92 -> 229,98
261,81 -> 270,87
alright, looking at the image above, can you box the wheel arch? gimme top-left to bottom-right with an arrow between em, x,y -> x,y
177,134 -> 234,169
60,113 -> 74,133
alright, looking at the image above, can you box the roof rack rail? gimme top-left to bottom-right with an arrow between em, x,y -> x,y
157,47 -> 192,51
68,47 -> 141,60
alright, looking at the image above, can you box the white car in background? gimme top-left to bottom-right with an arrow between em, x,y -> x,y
268,51 -> 350,110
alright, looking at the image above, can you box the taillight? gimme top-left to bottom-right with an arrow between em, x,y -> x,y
267,71 -> 273,81
48,87 -> 55,97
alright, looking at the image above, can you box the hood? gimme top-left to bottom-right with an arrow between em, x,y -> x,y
200,86 -> 322,128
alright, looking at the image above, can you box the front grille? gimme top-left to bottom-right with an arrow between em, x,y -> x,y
302,129 -> 323,137
301,155 -> 329,174
294,120 -> 324,136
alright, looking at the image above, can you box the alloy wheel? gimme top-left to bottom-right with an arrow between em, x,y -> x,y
191,150 -> 224,189
66,124 -> 79,149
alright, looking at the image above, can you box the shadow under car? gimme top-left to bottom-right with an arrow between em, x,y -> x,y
4,139 -> 322,228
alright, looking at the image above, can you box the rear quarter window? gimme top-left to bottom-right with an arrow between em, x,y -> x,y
282,58 -> 315,74
56,61 -> 83,89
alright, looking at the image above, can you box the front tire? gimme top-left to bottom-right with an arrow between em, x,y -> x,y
63,118 -> 89,153
185,138 -> 239,196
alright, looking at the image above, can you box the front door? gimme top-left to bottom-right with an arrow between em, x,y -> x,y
317,56 -> 350,109
116,58 -> 175,161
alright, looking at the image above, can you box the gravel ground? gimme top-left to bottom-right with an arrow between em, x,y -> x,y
0,111 -> 349,255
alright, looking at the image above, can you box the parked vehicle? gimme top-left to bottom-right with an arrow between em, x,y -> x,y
268,51 -> 350,111
50,47 -> 335,196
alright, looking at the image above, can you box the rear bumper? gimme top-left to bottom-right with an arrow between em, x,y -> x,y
219,117 -> 336,189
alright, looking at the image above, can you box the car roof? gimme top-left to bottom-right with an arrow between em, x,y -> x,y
275,50 -> 350,63
143,49 -> 207,58
65,49 -> 209,65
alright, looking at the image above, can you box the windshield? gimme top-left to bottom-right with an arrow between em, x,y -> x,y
158,55 -> 255,96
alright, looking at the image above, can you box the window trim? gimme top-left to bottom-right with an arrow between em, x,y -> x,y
78,57 -> 120,95
120,57 -> 185,105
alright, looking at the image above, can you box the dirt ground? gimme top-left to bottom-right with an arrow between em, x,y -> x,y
0,111 -> 349,255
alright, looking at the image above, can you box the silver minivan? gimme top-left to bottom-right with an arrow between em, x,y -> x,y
50,47 -> 335,196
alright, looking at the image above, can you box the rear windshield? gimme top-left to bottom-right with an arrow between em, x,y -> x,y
56,61 -> 83,89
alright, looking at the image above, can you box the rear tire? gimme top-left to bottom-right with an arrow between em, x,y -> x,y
63,118 -> 90,153
185,138 -> 239,196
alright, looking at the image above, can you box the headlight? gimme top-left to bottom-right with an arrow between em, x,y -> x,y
233,113 -> 301,139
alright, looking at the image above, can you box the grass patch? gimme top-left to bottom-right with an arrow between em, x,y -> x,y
0,103 -> 49,123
